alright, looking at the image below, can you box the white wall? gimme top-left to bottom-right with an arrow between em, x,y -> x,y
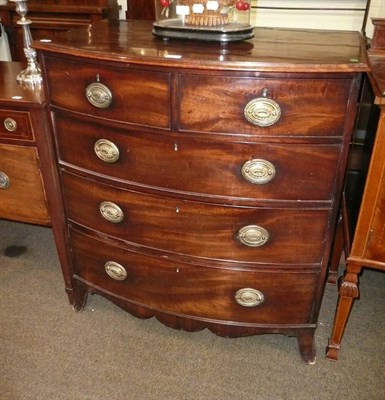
251,0 -> 384,37
365,0 -> 385,37
117,0 -> 127,20
116,0 -> 384,37
0,23 -> 11,61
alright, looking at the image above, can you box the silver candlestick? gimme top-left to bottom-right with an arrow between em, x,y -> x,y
9,0 -> 42,85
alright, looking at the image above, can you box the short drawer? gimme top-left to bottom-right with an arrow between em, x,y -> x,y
0,144 -> 49,224
55,113 -> 340,202
44,57 -> 171,128
63,171 -> 329,264
70,228 -> 318,325
0,110 -> 33,141
179,74 -> 353,136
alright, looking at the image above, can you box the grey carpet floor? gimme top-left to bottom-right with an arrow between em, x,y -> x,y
0,219 -> 384,400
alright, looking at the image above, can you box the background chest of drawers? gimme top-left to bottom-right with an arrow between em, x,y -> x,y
0,61 -> 50,225
0,0 -> 119,62
34,20 -> 369,363
326,18 -> 385,361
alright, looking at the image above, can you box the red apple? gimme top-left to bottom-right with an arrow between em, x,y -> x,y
235,1 -> 244,11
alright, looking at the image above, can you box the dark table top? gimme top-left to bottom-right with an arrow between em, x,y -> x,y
33,19 -> 370,73
0,61 -> 44,107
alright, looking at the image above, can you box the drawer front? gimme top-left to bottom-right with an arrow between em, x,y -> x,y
363,175 -> 385,262
55,114 -> 340,202
63,172 -> 329,264
71,228 -> 318,324
44,57 -> 171,128
0,144 -> 49,224
179,75 -> 352,136
0,110 -> 33,141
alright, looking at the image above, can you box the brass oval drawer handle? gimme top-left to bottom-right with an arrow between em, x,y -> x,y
85,81 -> 113,109
237,225 -> 269,247
94,139 -> 120,163
241,159 -> 276,185
235,288 -> 265,307
0,171 -> 10,189
105,261 -> 127,281
244,91 -> 281,127
99,201 -> 124,223
4,117 -> 17,132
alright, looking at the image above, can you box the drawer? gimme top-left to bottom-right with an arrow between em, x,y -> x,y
179,75 -> 353,136
55,114 -> 340,202
44,57 -> 171,128
0,109 -> 33,141
0,144 -> 49,224
70,228 -> 318,325
62,171 -> 329,264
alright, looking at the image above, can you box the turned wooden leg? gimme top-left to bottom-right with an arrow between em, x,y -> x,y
326,263 -> 361,361
66,282 -> 88,311
297,329 -> 316,364
328,213 -> 343,285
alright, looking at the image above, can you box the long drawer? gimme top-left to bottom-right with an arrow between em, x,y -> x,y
0,144 -> 49,224
44,57 -> 171,129
179,74 -> 353,136
55,114 -> 340,202
70,228 -> 318,325
62,171 -> 329,264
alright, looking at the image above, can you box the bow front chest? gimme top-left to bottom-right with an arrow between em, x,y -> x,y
34,20 -> 369,362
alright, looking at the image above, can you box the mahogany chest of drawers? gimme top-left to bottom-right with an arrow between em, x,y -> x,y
0,61 -> 50,225
34,20 -> 369,363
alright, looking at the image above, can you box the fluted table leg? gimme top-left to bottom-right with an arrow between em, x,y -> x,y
326,263 -> 361,360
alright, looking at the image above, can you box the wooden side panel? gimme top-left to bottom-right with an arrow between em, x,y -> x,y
0,144 -> 50,225
351,110 -> 385,265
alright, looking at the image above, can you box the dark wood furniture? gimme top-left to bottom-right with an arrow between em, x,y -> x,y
126,0 -> 155,20
326,18 -> 385,361
0,61 -> 50,225
0,0 -> 119,62
34,20 -> 368,363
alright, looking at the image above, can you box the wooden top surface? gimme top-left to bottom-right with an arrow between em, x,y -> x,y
0,62 -> 44,107
33,19 -> 369,73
